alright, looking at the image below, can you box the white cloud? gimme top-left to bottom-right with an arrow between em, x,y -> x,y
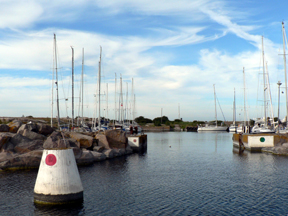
0,0 -> 286,122
0,0 -> 43,29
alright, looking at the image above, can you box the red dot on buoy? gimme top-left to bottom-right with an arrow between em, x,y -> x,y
45,154 -> 57,166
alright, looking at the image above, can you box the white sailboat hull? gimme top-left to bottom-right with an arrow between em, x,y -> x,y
198,126 -> 228,131
229,125 -> 237,132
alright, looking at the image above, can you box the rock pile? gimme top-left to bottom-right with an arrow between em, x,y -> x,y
262,143 -> 288,155
0,120 -> 133,170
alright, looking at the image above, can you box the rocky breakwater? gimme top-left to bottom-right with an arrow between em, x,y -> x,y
262,135 -> 288,155
0,120 -> 133,170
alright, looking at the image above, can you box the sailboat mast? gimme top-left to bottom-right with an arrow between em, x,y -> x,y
233,88 -> 236,125
114,73 -> 117,126
178,103 -> 180,120
81,48 -> 84,124
282,22 -> 288,127
126,82 -> 128,123
98,46 -> 102,130
132,78 -> 134,123
120,74 -> 123,125
54,34 -> 60,129
262,36 -> 267,127
106,83 -> 108,124
71,46 -> 74,130
265,61 -> 274,123
51,36 -> 55,128
213,84 -> 217,127
243,67 -> 246,128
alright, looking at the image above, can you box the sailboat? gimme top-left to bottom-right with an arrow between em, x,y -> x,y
279,22 -> 288,134
51,34 -> 61,130
251,36 -> 275,134
229,88 -> 237,132
197,84 -> 228,131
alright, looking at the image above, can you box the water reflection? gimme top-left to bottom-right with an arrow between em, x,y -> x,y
1,132 -> 288,215
33,202 -> 84,215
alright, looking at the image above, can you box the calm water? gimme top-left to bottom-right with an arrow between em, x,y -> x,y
1,132 -> 288,215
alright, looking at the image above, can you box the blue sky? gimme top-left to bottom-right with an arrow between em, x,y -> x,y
1,0 -> 288,122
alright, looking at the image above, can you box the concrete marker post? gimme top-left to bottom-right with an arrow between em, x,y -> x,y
34,148 -> 83,205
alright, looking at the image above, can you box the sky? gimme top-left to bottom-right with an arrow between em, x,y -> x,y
1,0 -> 288,122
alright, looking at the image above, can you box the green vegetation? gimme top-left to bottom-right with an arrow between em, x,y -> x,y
134,116 -> 153,124
135,116 -> 208,130
152,116 -> 170,126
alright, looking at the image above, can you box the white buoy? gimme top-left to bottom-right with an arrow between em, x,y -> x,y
34,149 -> 83,204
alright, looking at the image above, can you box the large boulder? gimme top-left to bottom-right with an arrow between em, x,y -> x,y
114,148 -> 126,156
43,131 -> 68,149
125,145 -> 133,155
64,137 -> 82,159
2,142 -> 16,153
0,124 -> 9,132
37,123 -> 54,136
103,149 -> 117,159
69,132 -> 93,148
8,120 -> 22,133
76,150 -> 94,165
0,150 -> 43,170
0,152 -> 17,163
17,124 -> 28,135
10,133 -> 33,145
93,146 -> 105,152
105,130 -> 127,149
0,133 -> 14,151
22,129 -> 46,141
14,140 -> 44,154
26,121 -> 38,132
96,133 -> 110,149
91,151 -> 106,161
2,133 -> 43,154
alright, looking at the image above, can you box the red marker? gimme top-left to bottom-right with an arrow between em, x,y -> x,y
45,154 -> 57,166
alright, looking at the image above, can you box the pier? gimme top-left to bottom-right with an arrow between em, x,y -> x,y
233,133 -> 288,153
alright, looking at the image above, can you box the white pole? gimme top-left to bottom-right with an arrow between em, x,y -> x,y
213,84 -> 217,127
81,48 -> 84,124
282,22 -> 288,127
114,73 -> 117,126
262,36 -> 267,127
98,46 -> 102,130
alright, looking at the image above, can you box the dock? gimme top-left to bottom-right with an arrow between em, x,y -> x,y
233,133 -> 288,152
127,134 -> 147,152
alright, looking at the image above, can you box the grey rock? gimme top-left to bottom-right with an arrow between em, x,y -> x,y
22,129 -> 46,141
37,123 -> 54,136
71,147 -> 82,159
0,152 -> 17,163
2,142 -> 16,153
7,120 -> 22,133
10,133 -> 32,145
125,145 -> 133,155
91,151 -> 106,161
17,124 -> 28,135
43,131 -> 67,149
69,132 -> 93,148
0,124 -> 9,132
76,150 -> 94,165
105,130 -> 127,149
26,121 -> 38,132
114,148 -> 126,156
0,133 -> 14,151
93,145 -> 105,152
103,149 -> 117,159
0,150 -> 43,170
14,140 -> 44,154
96,133 -> 110,149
